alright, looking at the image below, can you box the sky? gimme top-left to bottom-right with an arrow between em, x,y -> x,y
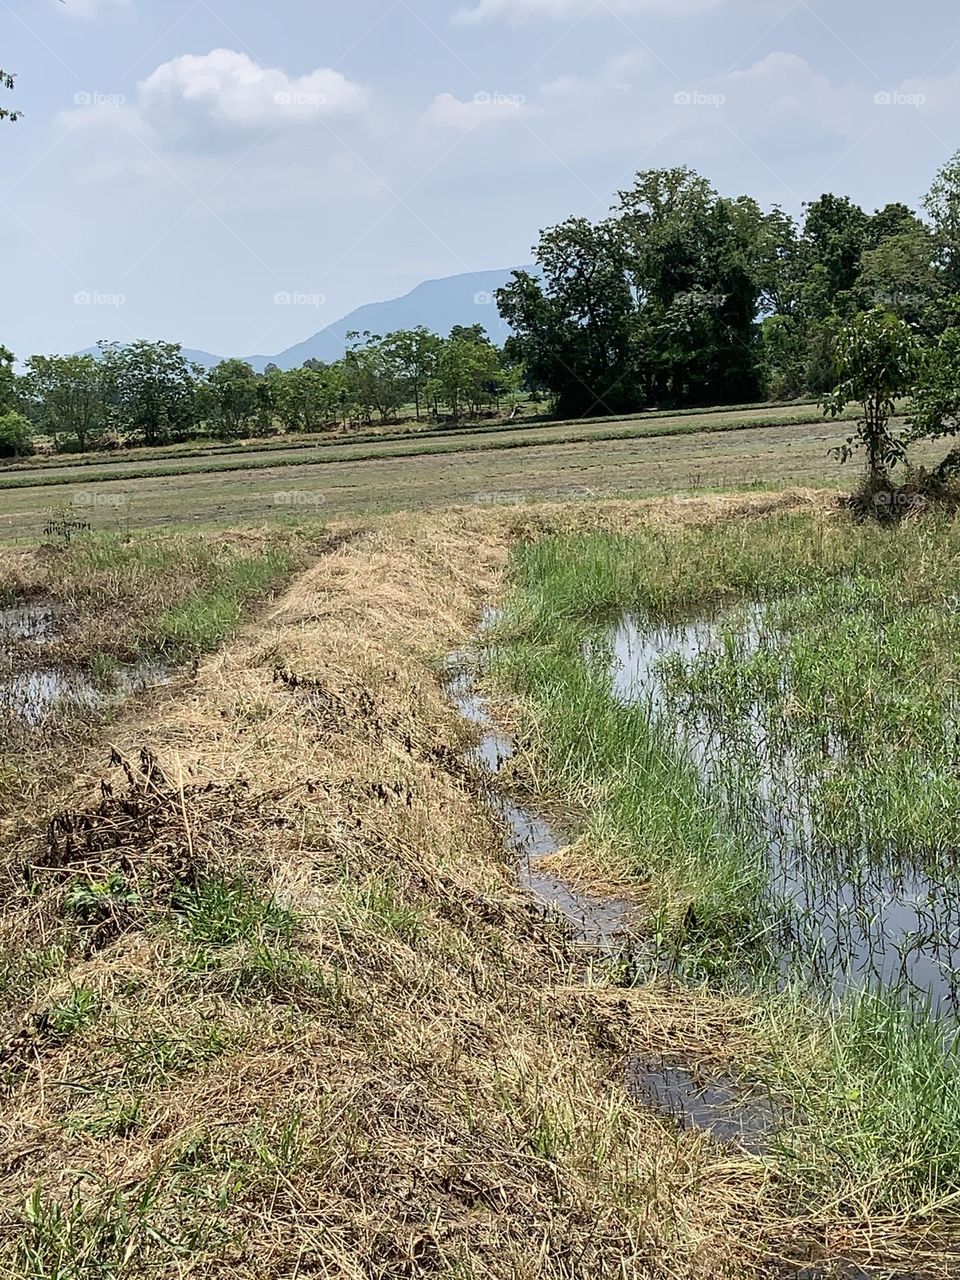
3,0 -> 960,361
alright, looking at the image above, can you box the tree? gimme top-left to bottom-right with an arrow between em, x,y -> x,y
25,354 -> 106,452
0,346 -> 16,411
266,366 -> 338,432
205,358 -> 260,439
99,340 -> 200,445
800,194 -> 870,316
822,308 -> 921,487
433,330 -> 502,420
381,327 -> 440,420
0,69 -> 21,124
904,319 -> 960,481
857,228 -> 941,330
0,410 -> 32,458
497,216 -> 640,418
924,150 -> 960,296
619,169 -> 764,405
342,333 -> 404,425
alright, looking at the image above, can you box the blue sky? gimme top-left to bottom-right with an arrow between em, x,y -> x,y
3,0 -> 960,359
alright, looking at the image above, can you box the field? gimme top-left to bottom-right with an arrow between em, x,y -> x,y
2,425 -> 960,1276
0,402 -> 869,540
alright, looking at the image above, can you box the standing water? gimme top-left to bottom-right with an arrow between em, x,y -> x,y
445,645 -> 780,1151
607,608 -> 960,1015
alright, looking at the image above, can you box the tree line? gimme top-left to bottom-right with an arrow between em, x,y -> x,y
0,325 -> 524,457
498,154 -> 960,418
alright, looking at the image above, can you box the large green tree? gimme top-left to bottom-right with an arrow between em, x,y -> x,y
498,216 -> 640,418
25,353 -> 106,452
99,340 -> 200,446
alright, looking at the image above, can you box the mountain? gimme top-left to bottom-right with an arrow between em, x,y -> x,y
78,268 -> 528,373
261,267 -> 525,372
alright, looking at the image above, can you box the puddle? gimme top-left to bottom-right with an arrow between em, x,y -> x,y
628,1057 -> 779,1153
446,644 -> 771,1150
446,662 -> 633,950
607,608 -> 960,1014
0,603 -> 59,641
0,660 -> 173,728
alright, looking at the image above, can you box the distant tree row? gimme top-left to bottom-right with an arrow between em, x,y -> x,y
499,154 -> 960,417
0,325 -> 524,457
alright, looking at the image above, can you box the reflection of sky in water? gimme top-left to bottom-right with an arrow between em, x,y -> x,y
0,604 -> 58,640
0,662 -> 172,727
606,608 -> 960,1015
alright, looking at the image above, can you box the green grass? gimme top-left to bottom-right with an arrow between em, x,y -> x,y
0,395 -> 827,483
488,511 -> 960,1216
0,403 -> 856,494
148,547 -> 296,655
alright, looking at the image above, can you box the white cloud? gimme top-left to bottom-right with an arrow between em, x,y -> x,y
423,90 -> 530,129
454,0 -> 724,23
138,49 -> 370,130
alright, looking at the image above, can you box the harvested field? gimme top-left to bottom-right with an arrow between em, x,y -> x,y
0,493 -> 954,1277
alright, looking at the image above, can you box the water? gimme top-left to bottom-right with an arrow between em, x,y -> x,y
607,608 -> 960,1014
0,603 -> 59,641
0,602 -> 172,727
0,661 -> 173,727
446,651 -> 775,1149
627,1057 -> 778,1152
446,662 -> 633,949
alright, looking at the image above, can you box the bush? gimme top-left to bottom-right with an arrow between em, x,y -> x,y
0,410 -> 34,459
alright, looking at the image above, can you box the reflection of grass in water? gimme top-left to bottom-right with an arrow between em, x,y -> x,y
491,511 -> 960,1216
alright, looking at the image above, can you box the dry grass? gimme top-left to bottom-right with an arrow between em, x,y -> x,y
0,495 -> 952,1278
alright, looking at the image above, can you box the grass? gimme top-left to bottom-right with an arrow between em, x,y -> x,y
0,405 -> 883,542
0,524 -> 326,825
5,496 -> 959,1277
486,510 -> 960,1223
0,499 -> 819,1280
0,399 -> 839,492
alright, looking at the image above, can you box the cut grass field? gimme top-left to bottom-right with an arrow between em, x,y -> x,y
2,496 -> 957,1277
0,401 -> 881,541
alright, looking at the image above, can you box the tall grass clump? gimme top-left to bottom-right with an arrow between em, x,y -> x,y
761,990 -> 960,1217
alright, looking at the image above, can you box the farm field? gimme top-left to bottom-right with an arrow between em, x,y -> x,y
0,407 -> 880,541
2,493 -> 960,1278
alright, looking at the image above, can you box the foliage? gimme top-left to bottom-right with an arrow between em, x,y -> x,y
99,340 -> 201,447
0,68 -> 21,124
0,409 -> 33,458
822,308 -> 921,484
25,354 -> 106,452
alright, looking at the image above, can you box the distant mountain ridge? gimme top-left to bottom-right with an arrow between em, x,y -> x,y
79,268 -> 528,372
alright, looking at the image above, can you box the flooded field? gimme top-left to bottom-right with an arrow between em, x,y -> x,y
607,606 -> 960,1014
0,602 -> 171,726
486,514 -> 960,1224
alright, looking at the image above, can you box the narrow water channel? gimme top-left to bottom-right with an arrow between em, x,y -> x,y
445,647 -> 779,1152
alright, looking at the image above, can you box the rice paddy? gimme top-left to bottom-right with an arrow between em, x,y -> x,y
4,494 -> 960,1276
486,512 -> 960,1221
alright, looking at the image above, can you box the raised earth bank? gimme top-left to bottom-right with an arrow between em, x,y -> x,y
0,494 -> 953,1278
